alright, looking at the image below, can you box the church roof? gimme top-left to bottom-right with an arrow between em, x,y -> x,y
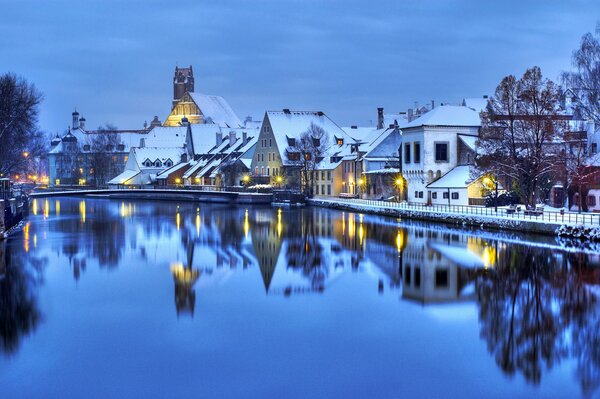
189,93 -> 242,128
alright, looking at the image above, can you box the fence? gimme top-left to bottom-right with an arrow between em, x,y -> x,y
317,197 -> 600,226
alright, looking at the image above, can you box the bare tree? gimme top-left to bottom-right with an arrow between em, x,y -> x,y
562,23 -> 600,124
86,124 -> 122,186
477,67 -> 566,207
286,123 -> 330,196
0,72 -> 46,177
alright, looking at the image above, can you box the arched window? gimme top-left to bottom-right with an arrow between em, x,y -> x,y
154,160 -> 162,167
267,167 -> 270,176
261,167 -> 265,176
255,167 -> 259,175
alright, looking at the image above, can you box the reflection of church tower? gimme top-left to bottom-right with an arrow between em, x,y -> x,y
173,65 -> 195,108
171,263 -> 200,317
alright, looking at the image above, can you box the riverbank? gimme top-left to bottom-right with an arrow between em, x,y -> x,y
308,198 -> 580,238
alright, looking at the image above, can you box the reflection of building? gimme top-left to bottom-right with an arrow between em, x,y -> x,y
171,263 -> 200,317
400,227 -> 497,304
251,209 -> 284,292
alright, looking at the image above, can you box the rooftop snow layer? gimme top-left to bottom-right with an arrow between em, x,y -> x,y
426,165 -> 473,189
404,105 -> 481,129
189,93 -> 242,128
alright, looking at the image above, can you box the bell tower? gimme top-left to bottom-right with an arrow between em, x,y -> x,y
173,65 -> 194,108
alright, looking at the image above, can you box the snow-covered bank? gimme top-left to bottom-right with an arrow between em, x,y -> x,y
309,198 -> 563,237
556,225 -> 600,242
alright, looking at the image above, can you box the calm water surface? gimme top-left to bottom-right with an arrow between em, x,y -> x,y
1,198 -> 599,399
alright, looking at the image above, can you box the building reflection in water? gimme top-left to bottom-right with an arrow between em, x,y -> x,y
12,197 -> 600,396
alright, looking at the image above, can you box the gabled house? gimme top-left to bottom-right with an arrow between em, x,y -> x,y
250,110 -> 352,193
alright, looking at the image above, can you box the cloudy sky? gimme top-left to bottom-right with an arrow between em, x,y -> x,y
1,0 -> 599,133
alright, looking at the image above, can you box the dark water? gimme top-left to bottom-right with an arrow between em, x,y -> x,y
1,198 -> 599,399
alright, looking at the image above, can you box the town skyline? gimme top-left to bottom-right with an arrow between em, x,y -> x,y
2,0 -> 599,133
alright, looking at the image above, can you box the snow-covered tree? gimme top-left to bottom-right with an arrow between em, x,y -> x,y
562,23 -> 600,125
477,67 -> 566,207
286,123 -> 330,196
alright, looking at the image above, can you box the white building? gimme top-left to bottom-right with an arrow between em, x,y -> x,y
400,104 -> 485,205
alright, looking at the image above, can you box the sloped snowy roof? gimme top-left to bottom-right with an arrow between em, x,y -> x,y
188,124 -> 224,155
156,161 -> 191,179
404,105 -> 481,129
462,98 -> 489,113
429,243 -> 485,268
144,126 -> 187,147
458,134 -> 478,152
266,110 -> 351,166
108,169 -> 140,185
426,165 -> 474,189
189,93 -> 242,128
133,147 -> 184,168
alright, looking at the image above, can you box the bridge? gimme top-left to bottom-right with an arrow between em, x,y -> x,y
29,187 -> 273,205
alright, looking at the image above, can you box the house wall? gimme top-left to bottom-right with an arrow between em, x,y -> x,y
403,126 -> 479,203
250,115 -> 285,184
311,164 -> 343,197
428,188 -> 469,206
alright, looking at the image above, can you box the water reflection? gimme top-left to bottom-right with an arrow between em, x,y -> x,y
4,198 -> 600,397
0,240 -> 45,355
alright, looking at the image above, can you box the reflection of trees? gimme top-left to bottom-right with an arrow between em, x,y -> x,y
0,240 -> 46,355
477,247 -> 600,395
285,209 -> 327,292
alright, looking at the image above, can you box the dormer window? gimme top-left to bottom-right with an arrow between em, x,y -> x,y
154,160 -> 162,167
144,159 -> 152,167
83,144 -> 90,151
165,159 -> 173,167
304,153 -> 312,161
106,144 -> 114,151
117,144 -> 125,151
336,137 -> 344,146
312,137 -> 320,147
287,136 -> 296,147
286,151 -> 300,161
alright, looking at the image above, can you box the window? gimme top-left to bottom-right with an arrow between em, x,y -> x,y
304,153 -> 311,161
414,191 -> 419,198
443,191 -> 449,199
327,185 -> 331,195
404,143 -> 411,163
267,167 -> 270,176
435,142 -> 449,162
83,144 -> 90,151
255,167 -> 259,175
269,139 -> 272,147
414,268 -> 421,288
313,137 -> 321,147
337,138 -> 344,145
414,142 -> 421,163
106,144 -> 114,151
321,171 -> 325,180
451,192 -> 459,200
435,269 -> 449,288
327,171 -> 331,180
593,143 -> 598,154
261,167 -> 265,175
588,195 -> 597,207
405,266 -> 411,285
117,144 -> 125,151
154,160 -> 161,167
316,172 -> 319,181
419,191 -> 424,198
431,192 -> 437,199
287,152 -> 300,161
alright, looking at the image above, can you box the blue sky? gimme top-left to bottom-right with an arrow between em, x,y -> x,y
1,0 -> 598,133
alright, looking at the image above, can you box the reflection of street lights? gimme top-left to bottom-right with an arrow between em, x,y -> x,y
358,177 -> 365,197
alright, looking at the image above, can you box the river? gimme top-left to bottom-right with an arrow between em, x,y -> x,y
0,197 -> 599,398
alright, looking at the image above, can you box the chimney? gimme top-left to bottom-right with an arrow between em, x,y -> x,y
431,100 -> 435,109
242,131 -> 248,145
283,108 -> 291,114
79,116 -> 86,129
229,130 -> 237,145
72,110 -> 79,129
351,125 -> 357,129
216,131 -> 223,146
407,109 -> 413,122
377,107 -> 384,129
483,95 -> 489,99
139,138 -> 146,148
180,152 -> 188,163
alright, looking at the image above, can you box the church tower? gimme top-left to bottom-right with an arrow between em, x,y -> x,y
173,65 -> 194,108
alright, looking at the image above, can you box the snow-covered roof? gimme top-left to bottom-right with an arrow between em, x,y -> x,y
188,124 -> 224,155
458,134 -> 478,152
189,93 -> 242,128
156,161 -> 191,179
133,147 -> 184,168
108,169 -> 140,185
404,105 -> 481,129
266,110 -> 352,166
426,165 -> 474,189
145,126 -> 187,147
462,97 -> 489,113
